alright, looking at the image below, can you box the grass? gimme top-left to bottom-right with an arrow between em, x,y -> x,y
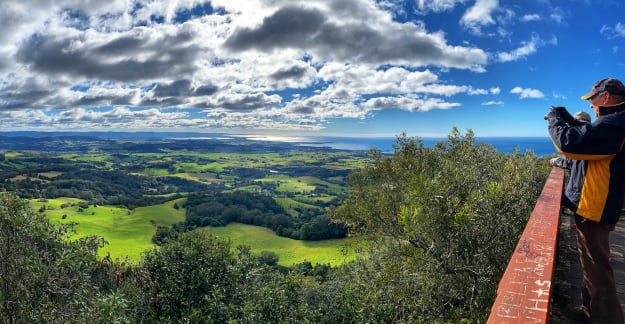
256,175 -> 317,193
140,168 -> 170,176
202,223 -> 361,266
33,198 -> 359,267
38,171 -> 63,178
294,194 -> 337,204
274,197 -> 320,217
30,198 -> 186,262
174,162 -> 225,173
59,154 -> 114,168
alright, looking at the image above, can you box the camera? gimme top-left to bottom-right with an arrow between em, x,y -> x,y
545,106 -> 579,126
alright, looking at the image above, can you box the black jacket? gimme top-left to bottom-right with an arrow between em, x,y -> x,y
548,101 -> 625,225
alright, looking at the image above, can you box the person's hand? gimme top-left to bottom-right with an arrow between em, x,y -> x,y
549,157 -> 558,166
545,106 -> 577,125
544,107 -> 558,120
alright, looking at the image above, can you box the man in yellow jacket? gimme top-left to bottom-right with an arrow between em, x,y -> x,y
547,77 -> 625,323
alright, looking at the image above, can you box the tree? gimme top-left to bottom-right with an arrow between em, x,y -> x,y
258,251 -> 280,267
331,129 -> 551,322
152,225 -> 177,245
0,192 -> 106,323
142,231 -> 239,322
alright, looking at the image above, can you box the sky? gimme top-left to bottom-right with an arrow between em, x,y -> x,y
0,0 -> 624,138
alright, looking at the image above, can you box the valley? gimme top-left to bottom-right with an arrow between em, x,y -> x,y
0,133 -> 368,265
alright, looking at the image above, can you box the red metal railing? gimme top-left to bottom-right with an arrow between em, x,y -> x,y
487,167 -> 564,323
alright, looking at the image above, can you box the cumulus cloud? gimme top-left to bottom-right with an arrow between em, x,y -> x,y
0,0 -> 561,132
15,25 -> 201,82
510,86 -> 544,99
224,5 -> 487,70
362,95 -> 461,112
481,100 -> 503,106
414,0 -> 468,14
0,107 -> 190,130
460,0 -> 499,34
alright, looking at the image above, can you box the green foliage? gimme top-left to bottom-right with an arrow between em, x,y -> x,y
0,192 -> 105,322
0,130 -> 552,322
258,250 -> 280,266
332,128 -> 551,322
182,191 -> 347,240
2,167 -> 196,208
142,231 -> 239,321
152,225 -> 177,245
201,223 -> 359,266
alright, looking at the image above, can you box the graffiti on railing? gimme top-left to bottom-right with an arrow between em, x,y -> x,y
487,167 -> 564,323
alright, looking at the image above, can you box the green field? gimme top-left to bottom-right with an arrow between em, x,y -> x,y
274,197 -> 320,217
32,198 -> 359,266
202,223 -> 361,266
256,174 -> 317,193
30,198 -> 186,262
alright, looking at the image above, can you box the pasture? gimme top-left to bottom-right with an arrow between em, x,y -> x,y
31,198 -> 359,266
202,223 -> 360,266
29,198 -> 186,261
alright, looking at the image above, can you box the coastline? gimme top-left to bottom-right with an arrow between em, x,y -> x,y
0,131 -> 556,157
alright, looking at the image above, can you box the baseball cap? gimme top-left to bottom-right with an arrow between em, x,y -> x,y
573,111 -> 591,124
581,78 -> 625,100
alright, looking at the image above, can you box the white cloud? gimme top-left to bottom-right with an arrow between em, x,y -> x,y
496,34 -> 556,63
549,7 -> 566,24
468,88 -> 488,95
361,95 -> 461,112
552,92 -> 567,100
520,14 -> 540,22
601,22 -> 625,39
497,41 -> 537,62
0,107 -> 190,130
481,100 -> 503,106
510,86 -> 544,99
414,0 -> 468,14
460,0 -> 499,34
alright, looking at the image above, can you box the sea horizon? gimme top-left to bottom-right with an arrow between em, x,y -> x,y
292,136 -> 556,157
0,131 -> 557,157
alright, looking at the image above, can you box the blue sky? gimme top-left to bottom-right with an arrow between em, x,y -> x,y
0,0 -> 624,138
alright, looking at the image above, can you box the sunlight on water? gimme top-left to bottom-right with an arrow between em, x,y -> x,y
234,135 -> 313,143
232,134 -> 556,157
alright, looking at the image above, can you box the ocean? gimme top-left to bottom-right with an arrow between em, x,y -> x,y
0,131 -> 558,157
291,136 -> 557,157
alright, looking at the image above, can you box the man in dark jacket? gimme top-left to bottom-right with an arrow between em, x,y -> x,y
547,77 -> 625,323
549,111 -> 591,252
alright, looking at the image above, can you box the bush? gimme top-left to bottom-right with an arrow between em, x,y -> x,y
331,128 -> 550,322
0,192 -> 105,323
